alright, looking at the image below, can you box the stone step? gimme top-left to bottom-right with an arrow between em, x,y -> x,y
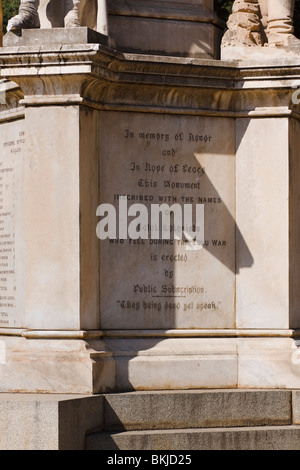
86,425 -> 300,451
103,389 -> 292,431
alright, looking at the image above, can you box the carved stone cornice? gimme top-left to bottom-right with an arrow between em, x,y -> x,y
0,42 -> 300,118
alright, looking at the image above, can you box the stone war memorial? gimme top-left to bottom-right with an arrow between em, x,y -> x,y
2,0 -> 300,451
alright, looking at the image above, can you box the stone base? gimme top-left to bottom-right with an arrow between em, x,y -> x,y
2,28 -> 300,399
4,4 -> 224,58
108,16 -> 223,58
2,332 -> 300,393
0,393 -> 103,450
103,332 -> 300,391
3,27 -> 109,47
0,333 -> 115,394
85,389 -> 300,450
3,389 -> 300,450
221,45 -> 300,61
106,0 -> 224,58
88,425 -> 300,450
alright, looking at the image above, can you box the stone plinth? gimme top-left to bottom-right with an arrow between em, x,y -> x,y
36,0 -> 223,59
106,0 -> 224,58
1,29 -> 300,392
221,45 -> 300,61
3,27 -> 109,48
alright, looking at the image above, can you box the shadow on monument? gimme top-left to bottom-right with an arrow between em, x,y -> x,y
193,166 -> 254,274
99,122 -> 254,392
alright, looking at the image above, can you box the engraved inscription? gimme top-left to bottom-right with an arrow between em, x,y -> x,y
0,124 -> 25,328
99,113 -> 235,329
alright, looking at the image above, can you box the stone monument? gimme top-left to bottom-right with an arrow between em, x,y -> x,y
222,0 -> 300,59
5,0 -> 224,58
7,0 -> 100,32
1,0 -> 300,450
0,0 -> 225,394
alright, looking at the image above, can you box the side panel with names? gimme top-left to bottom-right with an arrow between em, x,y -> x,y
0,119 -> 25,328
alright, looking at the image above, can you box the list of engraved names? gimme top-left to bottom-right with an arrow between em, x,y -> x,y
0,125 -> 24,328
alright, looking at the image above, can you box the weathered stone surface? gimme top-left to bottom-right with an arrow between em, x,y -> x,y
7,0 -> 98,32
86,426 -> 300,450
104,390 -> 292,430
222,1 -> 264,47
6,0 -> 221,58
0,394 -> 103,450
106,0 -> 223,58
292,391 -> 300,424
1,32 -> 300,394
222,44 -> 300,60
0,336 -> 115,394
222,0 -> 300,58
3,27 -> 108,47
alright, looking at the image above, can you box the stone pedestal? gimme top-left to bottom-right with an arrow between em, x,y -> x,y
1,28 -> 300,393
36,0 -> 223,59
105,0 -> 224,58
0,29 -> 115,394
